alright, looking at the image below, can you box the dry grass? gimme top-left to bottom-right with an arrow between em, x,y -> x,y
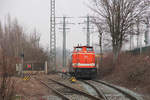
0,54 -> 16,100
98,52 -> 150,95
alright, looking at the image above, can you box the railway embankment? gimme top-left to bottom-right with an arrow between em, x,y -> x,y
98,53 -> 150,100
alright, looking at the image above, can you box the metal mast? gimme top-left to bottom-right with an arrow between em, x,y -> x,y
129,24 -> 133,50
87,16 -> 90,46
50,0 -> 56,71
79,15 -> 94,46
57,17 -> 74,68
145,17 -> 150,45
62,17 -> 66,68
56,16 -> 74,67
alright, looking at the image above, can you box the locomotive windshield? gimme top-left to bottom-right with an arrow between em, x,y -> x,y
75,47 -> 82,51
87,47 -> 93,51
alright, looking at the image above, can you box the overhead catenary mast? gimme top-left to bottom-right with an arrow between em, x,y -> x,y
145,17 -> 150,45
50,0 -> 56,71
79,15 -> 94,46
57,16 -> 74,68
87,16 -> 90,46
62,17 -> 67,68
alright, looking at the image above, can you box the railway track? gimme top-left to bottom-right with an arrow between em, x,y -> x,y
80,80 -> 108,100
35,77 -> 70,100
60,73 -> 139,100
34,74 -> 141,100
81,80 -> 139,100
35,77 -> 104,100
93,80 -> 141,100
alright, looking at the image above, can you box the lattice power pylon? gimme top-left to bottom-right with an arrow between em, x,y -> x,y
50,0 -> 56,71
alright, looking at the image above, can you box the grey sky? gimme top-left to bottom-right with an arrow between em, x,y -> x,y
0,0 -> 99,50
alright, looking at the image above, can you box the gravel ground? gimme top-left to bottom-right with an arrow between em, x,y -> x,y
81,82 -> 99,97
67,94 -> 91,100
42,95 -> 62,100
15,76 -> 54,100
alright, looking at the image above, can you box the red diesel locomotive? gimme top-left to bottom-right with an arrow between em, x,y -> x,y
69,46 -> 97,78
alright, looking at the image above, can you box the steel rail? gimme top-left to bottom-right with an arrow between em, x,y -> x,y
92,80 -> 138,100
48,78 -> 103,100
81,80 -> 108,100
35,77 -> 71,100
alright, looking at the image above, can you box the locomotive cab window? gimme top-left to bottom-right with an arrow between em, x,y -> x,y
87,47 -> 93,51
75,47 -> 82,51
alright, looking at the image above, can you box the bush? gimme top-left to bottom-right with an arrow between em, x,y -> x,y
99,52 -> 150,94
0,55 -> 16,100
98,53 -> 114,77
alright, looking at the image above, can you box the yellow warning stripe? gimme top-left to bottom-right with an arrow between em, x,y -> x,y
23,73 -> 31,80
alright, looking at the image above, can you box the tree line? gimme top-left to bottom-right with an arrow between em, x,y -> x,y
0,16 -> 49,100
0,16 -> 49,63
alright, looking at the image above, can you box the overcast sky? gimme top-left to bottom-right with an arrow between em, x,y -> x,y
0,0 -> 99,50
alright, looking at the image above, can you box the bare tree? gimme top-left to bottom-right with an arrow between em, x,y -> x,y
30,29 -> 40,48
0,16 -> 49,63
0,44 -> 16,100
0,22 -> 3,41
0,15 -> 50,99
91,0 -> 150,63
94,21 -> 104,67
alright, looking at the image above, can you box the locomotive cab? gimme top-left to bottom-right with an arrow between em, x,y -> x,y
70,46 -> 97,79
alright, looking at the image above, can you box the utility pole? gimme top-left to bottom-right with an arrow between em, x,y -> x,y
145,17 -> 150,45
20,41 -> 24,77
50,0 -> 56,71
87,16 -> 90,46
130,33 -> 133,50
62,17 -> 67,68
136,17 -> 140,48
130,23 -> 134,50
57,16 -> 74,68
129,12 -> 133,50
136,17 -> 142,54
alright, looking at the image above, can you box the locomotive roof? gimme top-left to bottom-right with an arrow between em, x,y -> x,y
74,46 -> 93,48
